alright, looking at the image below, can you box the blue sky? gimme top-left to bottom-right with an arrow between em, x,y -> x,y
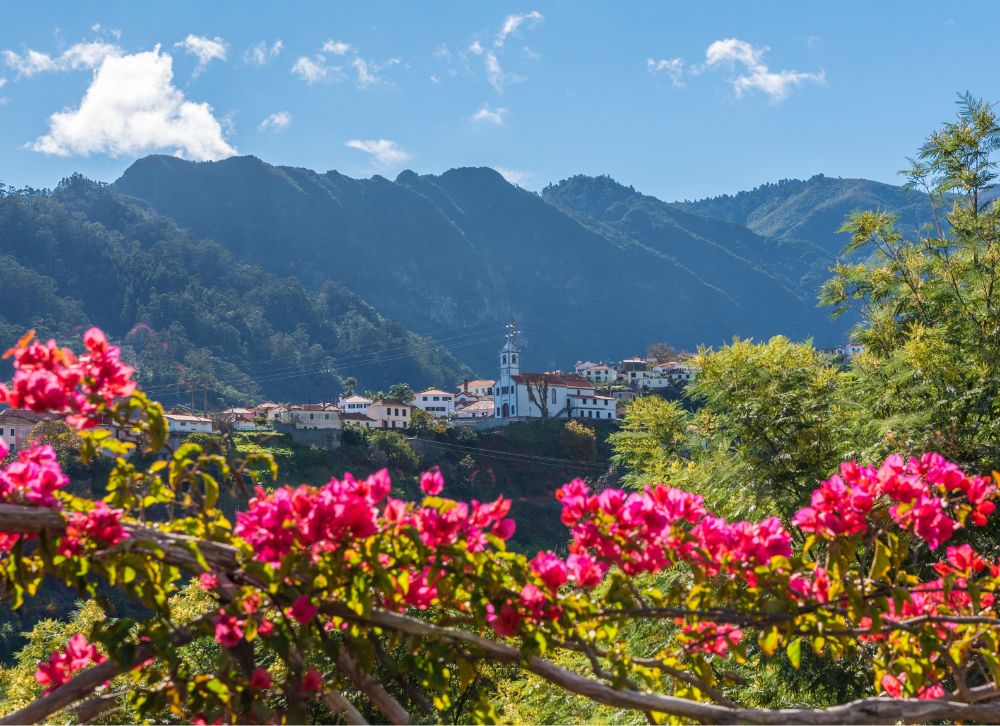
0,1 -> 995,200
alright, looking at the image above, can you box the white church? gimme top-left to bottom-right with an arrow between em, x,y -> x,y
494,324 -> 618,421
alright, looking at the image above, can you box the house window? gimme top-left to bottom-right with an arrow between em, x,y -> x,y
512,354 -> 517,364
502,355 -> 507,364
551,388 -> 557,404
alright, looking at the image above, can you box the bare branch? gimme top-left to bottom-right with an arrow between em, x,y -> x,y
0,615 -> 211,725
323,689 -> 370,725
321,602 -> 1000,725
336,650 -> 410,725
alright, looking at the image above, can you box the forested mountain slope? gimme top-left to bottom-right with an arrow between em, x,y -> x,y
0,176 -> 468,405
114,156 -> 849,370
675,174 -> 934,255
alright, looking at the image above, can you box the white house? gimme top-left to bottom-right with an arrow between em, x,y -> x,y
269,404 -> 343,430
834,342 -> 864,359
341,412 -> 378,429
454,398 -> 495,419
165,413 -> 214,437
368,400 -> 412,429
338,395 -> 373,416
0,409 -> 58,453
495,326 -> 617,421
414,389 -> 455,417
577,363 -> 616,384
453,390 -> 480,409
459,379 -> 496,397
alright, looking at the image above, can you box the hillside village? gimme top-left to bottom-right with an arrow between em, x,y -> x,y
0,325 -> 862,454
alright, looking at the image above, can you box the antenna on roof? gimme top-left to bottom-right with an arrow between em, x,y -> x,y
505,321 -> 519,347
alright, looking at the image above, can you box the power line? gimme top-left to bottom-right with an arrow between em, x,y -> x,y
140,333 -> 504,398
412,437 -> 611,474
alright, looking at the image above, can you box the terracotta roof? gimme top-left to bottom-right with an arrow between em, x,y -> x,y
341,413 -> 376,422
461,379 -> 496,388
417,389 -> 454,397
165,414 -> 213,423
461,399 -> 494,410
0,409 -> 59,426
339,395 -> 372,404
513,373 -> 594,389
372,399 -> 410,407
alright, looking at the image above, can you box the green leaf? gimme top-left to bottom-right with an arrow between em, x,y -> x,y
758,627 -> 780,658
786,637 -> 802,669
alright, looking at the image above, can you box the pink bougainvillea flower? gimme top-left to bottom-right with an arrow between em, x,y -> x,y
420,467 -> 445,496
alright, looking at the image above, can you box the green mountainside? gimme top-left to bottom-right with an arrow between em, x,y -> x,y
674,173 -> 935,255
0,176 -> 468,406
113,156 -> 853,370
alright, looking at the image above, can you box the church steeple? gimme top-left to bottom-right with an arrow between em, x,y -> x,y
500,322 -> 520,376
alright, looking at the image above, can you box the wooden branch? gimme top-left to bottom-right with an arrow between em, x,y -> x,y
0,615 -> 211,725
322,603 -> 1000,725
74,689 -> 125,724
0,659 -> 120,726
0,503 -> 239,573
336,650 -> 409,725
323,689 -> 369,725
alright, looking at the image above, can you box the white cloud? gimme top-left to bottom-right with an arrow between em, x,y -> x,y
352,56 -> 399,89
291,55 -> 340,84
496,166 -> 530,186
433,43 -> 452,61
31,46 -> 235,161
2,42 -> 120,77
471,103 -> 508,125
175,34 -> 227,74
322,39 -> 352,55
705,38 -> 824,102
646,57 -> 685,88
245,39 -> 283,66
345,138 -> 410,168
430,73 -> 440,83
496,11 -> 543,47
258,111 -> 292,132
468,40 -> 484,55
484,50 -> 522,92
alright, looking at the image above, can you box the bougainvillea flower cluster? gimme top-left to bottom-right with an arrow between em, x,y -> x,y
0,328 -> 136,429
57,502 -> 128,558
34,634 -> 106,694
792,452 -> 996,550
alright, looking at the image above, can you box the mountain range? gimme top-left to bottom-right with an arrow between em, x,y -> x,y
0,158 -> 935,404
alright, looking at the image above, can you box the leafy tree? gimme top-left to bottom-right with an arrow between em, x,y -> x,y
646,342 -> 677,364
559,420 -> 598,462
26,420 -> 83,473
609,396 -> 689,486
822,93 -> 1000,472
687,337 -> 843,518
341,376 -> 358,397
387,383 -> 414,404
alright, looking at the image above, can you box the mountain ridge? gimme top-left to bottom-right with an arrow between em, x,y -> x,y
113,156 -> 857,371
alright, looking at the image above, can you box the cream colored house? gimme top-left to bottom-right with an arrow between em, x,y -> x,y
368,399 -> 412,429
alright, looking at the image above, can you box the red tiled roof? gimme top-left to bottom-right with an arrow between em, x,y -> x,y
513,373 -> 594,388
0,409 -> 60,425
